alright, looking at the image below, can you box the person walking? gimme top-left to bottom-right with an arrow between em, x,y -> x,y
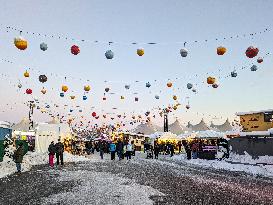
48,141 -> 55,168
99,140 -> 104,160
191,142 -> 198,159
126,142 -> 133,160
13,142 -> 25,174
109,142 -> 116,160
183,142 -> 191,160
154,143 -> 160,159
170,143 -> 175,157
116,139 -> 123,160
178,141 -> 182,154
55,139 -> 64,166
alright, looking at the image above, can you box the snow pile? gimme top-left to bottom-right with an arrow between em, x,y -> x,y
195,130 -> 225,139
42,170 -> 164,205
172,153 -> 273,178
0,152 -> 89,178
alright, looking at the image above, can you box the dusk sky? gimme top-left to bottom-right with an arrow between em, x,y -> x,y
0,0 -> 272,126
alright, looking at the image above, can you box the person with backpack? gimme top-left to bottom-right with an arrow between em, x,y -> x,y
116,139 -> 124,160
48,141 -> 55,168
55,139 -> 64,166
13,142 -> 25,173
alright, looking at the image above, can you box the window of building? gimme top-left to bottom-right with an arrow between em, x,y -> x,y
264,112 -> 273,122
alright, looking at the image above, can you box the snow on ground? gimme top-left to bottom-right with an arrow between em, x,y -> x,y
171,152 -> 273,178
0,152 -> 89,178
42,169 -> 164,205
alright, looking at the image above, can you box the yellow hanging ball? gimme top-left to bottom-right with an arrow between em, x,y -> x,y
24,71 -> 30,78
137,48 -> 145,56
173,95 -> 178,101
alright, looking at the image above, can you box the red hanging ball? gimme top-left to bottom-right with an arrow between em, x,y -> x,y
26,89 -> 32,95
71,45 -> 80,55
92,112 -> 96,117
245,46 -> 259,58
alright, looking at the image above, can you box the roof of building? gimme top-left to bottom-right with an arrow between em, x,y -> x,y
236,109 -> 273,116
169,119 -> 191,135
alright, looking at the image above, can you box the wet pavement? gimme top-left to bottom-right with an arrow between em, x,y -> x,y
1,153 -> 273,205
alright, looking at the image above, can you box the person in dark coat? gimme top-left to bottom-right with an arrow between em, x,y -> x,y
178,141 -> 182,154
98,140 -> 104,160
48,141 -> 55,168
154,143 -> 160,159
170,143 -> 175,157
183,141 -> 191,160
13,142 -> 25,173
55,139 -> 64,165
116,139 -> 124,160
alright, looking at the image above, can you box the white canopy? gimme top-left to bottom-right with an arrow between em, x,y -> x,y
169,119 -> 191,135
195,130 -> 225,139
158,132 -> 180,141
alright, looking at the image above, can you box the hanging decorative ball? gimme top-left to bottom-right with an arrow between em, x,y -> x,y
60,92 -> 65,97
103,115 -> 107,118
18,83 -> 22,89
146,82 -> 151,88
79,110 -> 82,113
187,83 -> 193,89
207,77 -> 216,85
192,88 -> 197,93
167,82 -> 173,88
125,85 -> 130,90
62,85 -> 68,92
46,105 -> 50,109
250,65 -> 258,71
173,95 -> 178,100
137,48 -> 145,56
155,95 -> 160,99
105,88 -> 110,92
70,96 -> 75,100
39,75 -> 47,83
24,71 -> 30,78
103,97 -> 106,101
231,71 -> 237,77
83,95 -> 87,100
92,112 -> 97,117
257,57 -> 263,63
121,96 -> 125,100
105,50 -> 114,59
26,89 -> 32,95
41,88 -> 47,94
186,105 -> 190,109
180,48 -> 188,57
212,83 -> 219,88
14,36 -> 28,50
84,85 -> 91,92
40,42 -> 48,51
217,46 -> 227,55
71,45 -> 80,55
245,46 -> 259,58
135,97 -> 139,102
173,106 -> 178,110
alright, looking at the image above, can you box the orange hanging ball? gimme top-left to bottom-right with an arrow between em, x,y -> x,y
167,82 -> 173,88
217,46 -> 227,55
14,36 -> 28,50
207,77 -> 216,85
62,85 -> 68,92
173,95 -> 178,100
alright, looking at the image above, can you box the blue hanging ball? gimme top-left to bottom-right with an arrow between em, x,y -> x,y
40,42 -> 48,51
83,96 -> 87,100
60,92 -> 64,97
46,105 -> 50,109
250,65 -> 258,71
105,50 -> 114,59
155,95 -> 160,99
146,82 -> 151,88
70,109 -> 73,113
187,83 -> 193,89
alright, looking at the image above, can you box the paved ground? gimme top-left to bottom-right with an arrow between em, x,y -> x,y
1,153 -> 273,205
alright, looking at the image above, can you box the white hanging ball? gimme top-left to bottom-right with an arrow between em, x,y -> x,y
180,48 -> 188,57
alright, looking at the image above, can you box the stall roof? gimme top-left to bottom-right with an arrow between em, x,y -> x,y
236,109 -> 273,116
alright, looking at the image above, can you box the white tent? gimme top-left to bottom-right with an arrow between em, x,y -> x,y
210,119 -> 233,132
195,130 -> 225,139
12,118 -> 33,132
191,119 -> 211,131
158,132 -> 180,141
131,121 -> 160,135
35,122 -> 72,153
169,119 -> 191,135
